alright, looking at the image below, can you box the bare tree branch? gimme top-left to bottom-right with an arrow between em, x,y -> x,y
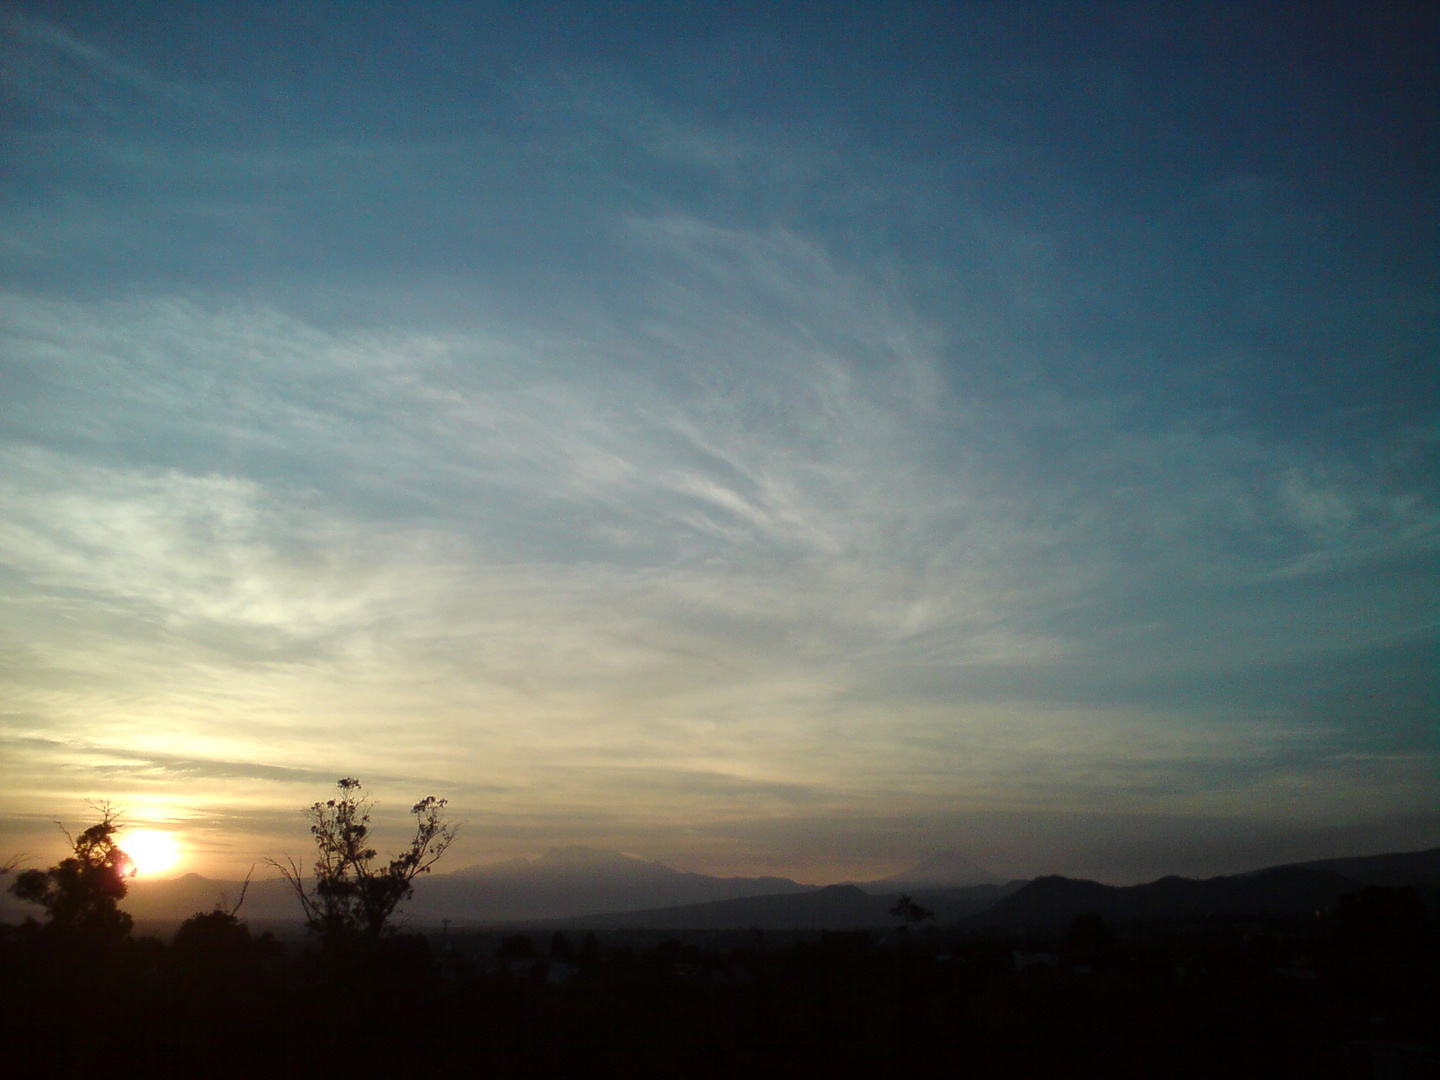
270,779 -> 456,941
225,864 -> 256,919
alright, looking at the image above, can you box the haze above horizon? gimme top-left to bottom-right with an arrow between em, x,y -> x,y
1,2 -> 1436,886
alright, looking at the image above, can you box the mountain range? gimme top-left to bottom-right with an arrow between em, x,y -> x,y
563,881 -> 1022,931
860,850 -> 1006,889
1,844 -> 825,926
95,846 -> 1004,926
3,847 -> 1436,930
967,848 -> 1440,929
413,845 -> 816,922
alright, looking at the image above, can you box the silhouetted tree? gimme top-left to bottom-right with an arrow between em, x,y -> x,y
889,894 -> 934,926
172,908 -> 253,962
172,866 -> 257,964
9,805 -> 134,941
270,777 -> 455,940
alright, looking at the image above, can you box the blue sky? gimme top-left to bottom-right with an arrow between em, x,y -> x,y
1,2 -> 1436,884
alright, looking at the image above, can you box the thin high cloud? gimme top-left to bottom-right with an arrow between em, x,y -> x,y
1,10 -> 1434,880
3,277 -> 1431,860
9,280 -> 1428,664
1,9 -> 190,108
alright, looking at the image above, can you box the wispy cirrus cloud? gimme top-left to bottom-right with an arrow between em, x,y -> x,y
1,9 -> 190,106
3,264 -> 1433,880
1,8 -> 1434,881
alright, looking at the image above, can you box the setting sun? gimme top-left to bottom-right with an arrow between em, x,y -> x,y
122,829 -> 183,876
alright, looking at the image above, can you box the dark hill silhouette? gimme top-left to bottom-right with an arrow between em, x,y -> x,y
105,846 -> 817,925
968,866 -> 1365,927
122,873 -> 300,922
417,846 -> 815,921
862,851 -> 1006,888
1282,847 -> 1440,886
561,883 -> 889,930
17,844 -> 1436,929
558,882 -> 1021,930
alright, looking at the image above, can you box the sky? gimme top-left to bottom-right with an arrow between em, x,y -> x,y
1,1 -> 1436,887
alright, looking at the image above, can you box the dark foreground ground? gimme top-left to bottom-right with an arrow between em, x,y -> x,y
2,897 -> 1434,1079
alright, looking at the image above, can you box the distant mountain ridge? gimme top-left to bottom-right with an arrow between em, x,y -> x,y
565,882 -> 1023,930
1285,847 -> 1440,886
968,868 -> 1352,927
568,883 -> 890,930
39,845 -> 819,925
969,849 -> 1440,928
6,846 -> 1435,929
416,845 -> 816,921
865,851 -> 1006,888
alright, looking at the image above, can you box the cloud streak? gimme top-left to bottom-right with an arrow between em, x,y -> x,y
1,8 -> 1434,882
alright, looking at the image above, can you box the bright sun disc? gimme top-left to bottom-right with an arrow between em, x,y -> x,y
122,829 -> 182,876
